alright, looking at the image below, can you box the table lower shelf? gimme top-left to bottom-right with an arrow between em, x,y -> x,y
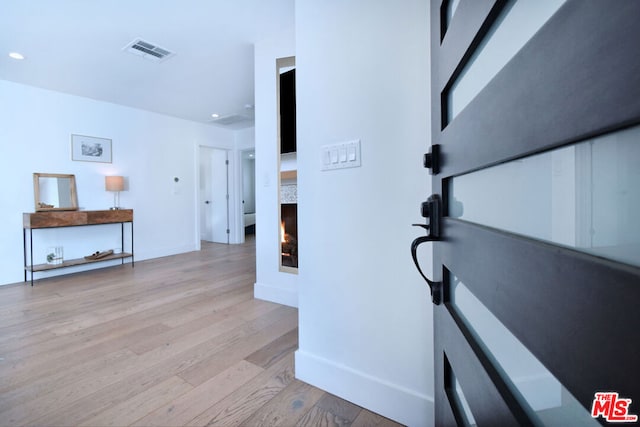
25,252 -> 133,272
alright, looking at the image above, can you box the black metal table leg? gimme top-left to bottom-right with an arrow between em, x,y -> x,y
121,222 -> 125,265
23,228 -> 27,283
30,228 -> 34,286
131,221 -> 134,268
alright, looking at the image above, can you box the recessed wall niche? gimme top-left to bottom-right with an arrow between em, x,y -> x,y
277,56 -> 297,273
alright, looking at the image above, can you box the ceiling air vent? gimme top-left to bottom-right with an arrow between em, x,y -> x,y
211,115 -> 253,126
209,114 -> 254,129
123,38 -> 175,63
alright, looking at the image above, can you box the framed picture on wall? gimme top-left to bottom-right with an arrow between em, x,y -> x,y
71,134 -> 112,163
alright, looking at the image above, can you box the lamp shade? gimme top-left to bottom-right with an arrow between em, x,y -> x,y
105,176 -> 124,192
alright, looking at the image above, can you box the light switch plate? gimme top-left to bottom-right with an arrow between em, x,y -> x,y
321,140 -> 361,171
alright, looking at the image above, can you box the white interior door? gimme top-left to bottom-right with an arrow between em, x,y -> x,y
199,147 -> 229,244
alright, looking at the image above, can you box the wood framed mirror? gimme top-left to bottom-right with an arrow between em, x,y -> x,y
33,173 -> 79,211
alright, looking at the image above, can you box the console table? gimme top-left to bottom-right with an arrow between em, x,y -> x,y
23,209 -> 134,285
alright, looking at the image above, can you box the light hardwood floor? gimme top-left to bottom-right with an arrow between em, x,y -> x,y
0,237 -> 403,427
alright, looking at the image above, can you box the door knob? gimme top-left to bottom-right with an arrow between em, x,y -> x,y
205,201 -> 211,204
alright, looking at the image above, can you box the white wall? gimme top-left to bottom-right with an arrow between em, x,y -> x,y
235,127 -> 255,151
253,28 -> 298,307
294,1 -> 433,426
0,80 -> 236,286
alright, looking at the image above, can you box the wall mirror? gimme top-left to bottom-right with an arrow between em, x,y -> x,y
277,56 -> 298,273
33,173 -> 79,211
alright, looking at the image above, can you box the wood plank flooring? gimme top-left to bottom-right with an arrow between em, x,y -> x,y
0,237 -> 403,427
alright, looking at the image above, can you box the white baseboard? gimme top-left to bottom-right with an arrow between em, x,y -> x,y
295,350 -> 434,427
254,281 -> 298,308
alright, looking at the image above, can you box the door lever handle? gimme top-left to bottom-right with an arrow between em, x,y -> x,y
411,233 -> 442,305
412,223 -> 429,231
411,194 -> 443,305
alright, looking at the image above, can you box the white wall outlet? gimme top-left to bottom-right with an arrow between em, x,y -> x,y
321,140 -> 361,171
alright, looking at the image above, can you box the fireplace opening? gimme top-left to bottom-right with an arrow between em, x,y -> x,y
281,203 -> 298,268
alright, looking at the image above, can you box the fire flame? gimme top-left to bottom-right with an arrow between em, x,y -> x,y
280,221 -> 286,243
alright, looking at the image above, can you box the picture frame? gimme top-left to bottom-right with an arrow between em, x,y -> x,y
71,134 -> 112,163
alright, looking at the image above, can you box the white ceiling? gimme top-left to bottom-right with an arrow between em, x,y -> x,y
0,0 -> 295,129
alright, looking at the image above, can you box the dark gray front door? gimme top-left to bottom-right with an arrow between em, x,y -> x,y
418,1 -> 640,425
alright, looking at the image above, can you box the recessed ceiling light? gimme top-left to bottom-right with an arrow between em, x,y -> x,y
9,52 -> 25,60
211,113 -> 219,119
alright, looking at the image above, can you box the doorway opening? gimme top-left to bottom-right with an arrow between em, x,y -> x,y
241,149 -> 256,241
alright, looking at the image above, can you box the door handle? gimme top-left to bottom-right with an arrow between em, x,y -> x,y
411,235 -> 442,305
411,194 -> 443,305
205,200 -> 211,204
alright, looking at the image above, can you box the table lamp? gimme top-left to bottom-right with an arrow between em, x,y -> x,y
105,176 -> 125,210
